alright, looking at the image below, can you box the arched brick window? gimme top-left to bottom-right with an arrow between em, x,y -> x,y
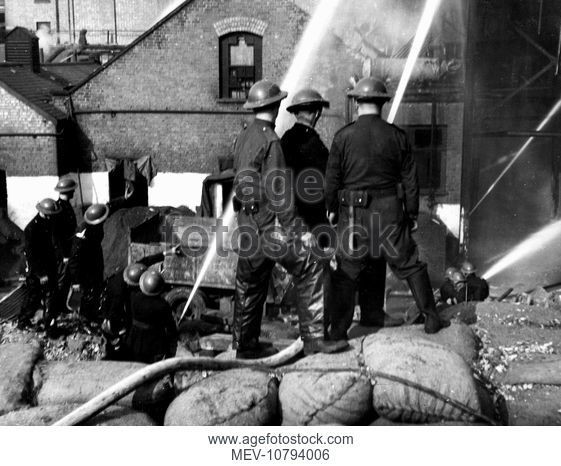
219,32 -> 262,99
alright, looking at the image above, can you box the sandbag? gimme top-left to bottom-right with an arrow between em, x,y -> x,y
376,322 -> 479,364
279,341 -> 374,425
363,335 -> 481,423
0,404 -> 156,426
164,369 -> 278,426
0,341 -> 43,415
35,361 -> 174,414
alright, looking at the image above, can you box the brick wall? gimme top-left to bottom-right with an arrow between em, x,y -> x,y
0,86 -> 58,176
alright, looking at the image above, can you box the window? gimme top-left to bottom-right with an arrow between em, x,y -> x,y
219,32 -> 262,99
403,125 -> 446,191
36,21 -> 51,32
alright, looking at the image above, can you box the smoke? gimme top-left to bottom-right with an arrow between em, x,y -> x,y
36,24 -> 56,59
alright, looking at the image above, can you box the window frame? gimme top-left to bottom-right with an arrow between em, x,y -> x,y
219,31 -> 262,101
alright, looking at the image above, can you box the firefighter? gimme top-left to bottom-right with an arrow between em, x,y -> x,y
281,88 -> 331,232
17,198 -> 62,334
325,77 -> 449,338
451,271 -> 467,304
126,270 -> 177,364
68,203 -> 109,322
101,246 -> 181,360
440,266 -> 460,305
53,177 -> 78,314
461,261 -> 489,302
232,79 -> 349,359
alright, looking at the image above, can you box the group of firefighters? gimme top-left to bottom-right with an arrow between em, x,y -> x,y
16,76 -> 486,363
439,262 -> 489,306
17,182 -> 178,363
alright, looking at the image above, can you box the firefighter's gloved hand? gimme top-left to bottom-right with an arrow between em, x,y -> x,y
39,275 -> 49,286
300,232 -> 317,249
63,257 -> 69,264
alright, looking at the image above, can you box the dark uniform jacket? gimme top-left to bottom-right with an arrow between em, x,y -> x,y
126,290 -> 177,364
232,119 -> 297,232
54,198 -> 77,259
440,280 -> 457,303
325,114 -> 418,219
68,225 -> 104,288
281,122 -> 329,230
23,214 -> 58,279
465,274 -> 490,301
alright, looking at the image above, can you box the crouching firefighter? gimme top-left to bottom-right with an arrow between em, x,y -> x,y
325,77 -> 450,338
126,270 -> 177,364
232,79 -> 349,359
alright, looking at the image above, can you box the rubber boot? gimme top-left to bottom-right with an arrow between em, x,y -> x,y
406,269 -> 450,334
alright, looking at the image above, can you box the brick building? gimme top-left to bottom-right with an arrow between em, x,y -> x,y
4,0 -> 181,45
0,27 -> 97,227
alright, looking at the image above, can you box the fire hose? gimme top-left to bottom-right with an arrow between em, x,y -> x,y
52,337 -> 497,426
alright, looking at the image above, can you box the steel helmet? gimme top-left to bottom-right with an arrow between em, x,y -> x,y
139,270 -> 165,296
347,77 -> 392,102
461,261 -> 477,275
84,203 -> 109,225
286,88 -> 330,113
451,271 -> 466,285
445,267 -> 459,281
36,198 -> 61,216
123,263 -> 148,287
243,80 -> 288,110
55,177 -> 77,193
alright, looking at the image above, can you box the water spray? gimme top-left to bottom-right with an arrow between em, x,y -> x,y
178,198 -> 236,323
470,97 -> 561,215
482,219 -> 561,280
387,0 -> 442,124
276,0 -> 343,135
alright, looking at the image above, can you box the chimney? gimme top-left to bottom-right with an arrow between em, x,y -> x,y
5,27 -> 41,73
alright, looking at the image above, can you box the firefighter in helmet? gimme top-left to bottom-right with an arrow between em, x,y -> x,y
461,261 -> 489,302
101,246 -> 181,360
53,177 -> 78,316
18,198 -> 62,334
439,266 -> 460,305
325,77 -> 450,339
231,79 -> 349,358
125,269 -> 177,364
68,203 -> 109,322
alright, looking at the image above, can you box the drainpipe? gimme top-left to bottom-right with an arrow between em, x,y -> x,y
67,0 -> 72,43
55,0 -> 60,44
113,0 -> 118,44
71,0 -> 76,44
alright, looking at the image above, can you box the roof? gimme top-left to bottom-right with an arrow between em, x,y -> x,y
0,64 -> 67,121
41,63 -> 99,87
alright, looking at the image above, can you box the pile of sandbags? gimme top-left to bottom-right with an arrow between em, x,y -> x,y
277,323 -> 488,426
